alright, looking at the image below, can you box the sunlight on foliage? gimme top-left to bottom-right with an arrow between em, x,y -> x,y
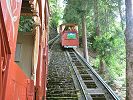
18,16 -> 33,32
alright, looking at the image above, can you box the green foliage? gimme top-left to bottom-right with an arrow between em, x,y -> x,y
18,16 -> 33,32
49,0 -> 63,29
50,11 -> 61,28
91,25 -> 125,78
63,0 -> 80,23
93,33 -> 114,58
63,5 -> 79,23
63,0 -> 93,22
63,0 -> 125,80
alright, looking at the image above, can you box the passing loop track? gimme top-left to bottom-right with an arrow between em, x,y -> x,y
66,48 -> 120,100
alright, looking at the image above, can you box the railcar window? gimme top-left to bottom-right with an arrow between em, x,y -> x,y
67,32 -> 76,39
15,43 -> 22,62
15,15 -> 34,77
64,26 -> 69,31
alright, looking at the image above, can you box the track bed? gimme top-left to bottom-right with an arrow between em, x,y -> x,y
47,40 -> 119,100
47,40 -> 78,100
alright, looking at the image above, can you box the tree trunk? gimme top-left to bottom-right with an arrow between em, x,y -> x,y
94,0 -> 100,36
94,0 -> 106,73
82,13 -> 89,61
125,0 -> 133,99
99,58 -> 105,74
118,0 -> 124,30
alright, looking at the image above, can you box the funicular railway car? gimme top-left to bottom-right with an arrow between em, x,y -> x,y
60,23 -> 79,48
0,0 -> 50,100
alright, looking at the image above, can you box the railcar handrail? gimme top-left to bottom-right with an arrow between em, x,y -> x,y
73,49 -> 120,100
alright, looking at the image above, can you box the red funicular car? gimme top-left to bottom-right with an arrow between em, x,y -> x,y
59,23 -> 79,48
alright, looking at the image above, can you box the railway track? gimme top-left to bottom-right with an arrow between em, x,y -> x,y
66,49 -> 120,100
47,39 -> 120,100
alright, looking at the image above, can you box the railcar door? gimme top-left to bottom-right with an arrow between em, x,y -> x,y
1,0 -> 50,100
0,0 -> 34,100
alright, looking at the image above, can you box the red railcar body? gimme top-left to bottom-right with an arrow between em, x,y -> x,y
60,24 -> 79,48
0,0 -> 50,100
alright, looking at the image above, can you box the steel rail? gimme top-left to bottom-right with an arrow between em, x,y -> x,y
66,51 -> 89,100
48,35 -> 60,65
73,49 -> 120,100
48,34 -> 60,45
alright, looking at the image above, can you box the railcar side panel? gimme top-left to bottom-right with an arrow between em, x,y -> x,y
61,31 -> 79,48
0,0 -> 50,100
60,24 -> 79,48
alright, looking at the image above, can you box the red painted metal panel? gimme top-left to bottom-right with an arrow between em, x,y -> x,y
1,0 -> 22,54
0,0 -> 35,100
36,43 -> 48,100
36,0 -> 49,100
27,79 -> 34,99
0,3 -> 11,100
0,0 -> 50,99
4,61 -> 29,100
36,45 -> 44,100
0,23 -> 2,100
61,31 -> 79,47
43,34 -> 48,99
